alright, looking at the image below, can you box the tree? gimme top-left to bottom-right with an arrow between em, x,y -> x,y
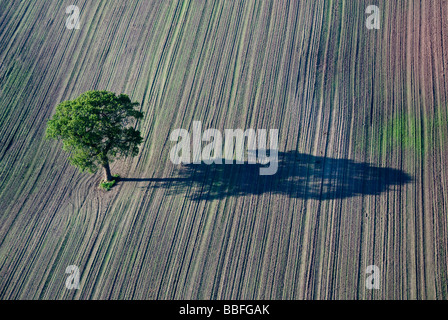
46,90 -> 143,183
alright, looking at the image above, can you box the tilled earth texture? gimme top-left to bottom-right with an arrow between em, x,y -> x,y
0,0 -> 447,299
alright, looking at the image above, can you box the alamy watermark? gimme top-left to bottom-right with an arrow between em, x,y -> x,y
366,5 -> 380,30
66,5 -> 80,30
65,265 -> 80,290
365,265 -> 380,289
64,4 -> 378,31
169,121 -> 279,176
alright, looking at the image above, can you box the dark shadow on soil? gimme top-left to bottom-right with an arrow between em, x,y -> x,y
124,150 -> 412,201
120,177 -> 176,182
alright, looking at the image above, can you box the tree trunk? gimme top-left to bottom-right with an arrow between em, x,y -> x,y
103,161 -> 113,181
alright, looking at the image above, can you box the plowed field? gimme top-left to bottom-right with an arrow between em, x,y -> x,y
0,0 -> 447,299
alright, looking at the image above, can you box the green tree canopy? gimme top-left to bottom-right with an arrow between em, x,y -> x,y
46,90 -> 143,183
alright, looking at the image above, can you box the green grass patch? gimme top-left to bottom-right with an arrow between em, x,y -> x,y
99,174 -> 120,191
385,113 -> 423,153
354,110 -> 448,158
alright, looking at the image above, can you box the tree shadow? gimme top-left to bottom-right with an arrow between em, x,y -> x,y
130,150 -> 412,201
